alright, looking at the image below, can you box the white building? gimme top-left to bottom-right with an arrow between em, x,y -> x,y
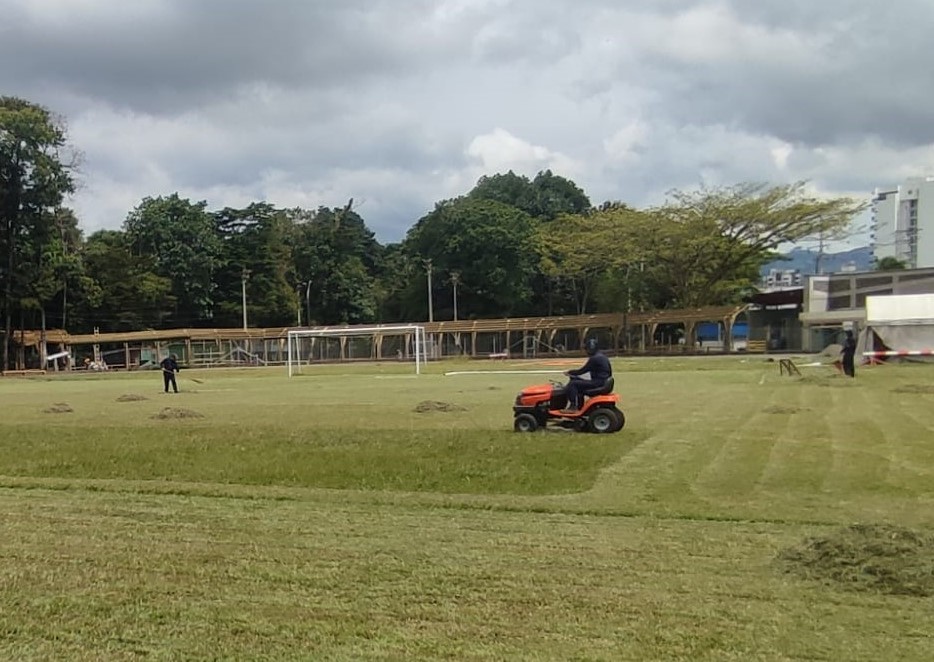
871,177 -> 934,269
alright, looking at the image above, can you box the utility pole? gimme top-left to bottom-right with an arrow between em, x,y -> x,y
423,258 -> 434,322
241,268 -> 251,330
450,271 -> 460,321
296,284 -> 302,327
815,228 -> 825,275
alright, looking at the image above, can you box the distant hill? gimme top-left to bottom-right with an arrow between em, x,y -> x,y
761,246 -> 872,277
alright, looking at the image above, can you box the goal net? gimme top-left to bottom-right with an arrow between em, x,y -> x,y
286,325 -> 428,376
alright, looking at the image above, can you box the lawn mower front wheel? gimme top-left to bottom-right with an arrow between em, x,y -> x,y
514,413 -> 540,433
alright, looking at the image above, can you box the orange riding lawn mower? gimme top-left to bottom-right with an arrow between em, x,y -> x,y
512,377 -> 625,434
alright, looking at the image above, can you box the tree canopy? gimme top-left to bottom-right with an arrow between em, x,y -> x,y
1,96 -> 76,368
402,197 -> 540,319
2,96 -> 876,369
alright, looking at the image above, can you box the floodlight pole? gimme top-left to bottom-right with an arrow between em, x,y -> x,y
241,268 -> 251,330
424,258 -> 434,322
296,284 -> 302,327
640,261 -> 646,350
451,271 -> 460,321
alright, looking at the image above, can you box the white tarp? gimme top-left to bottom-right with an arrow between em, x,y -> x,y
857,295 -> 934,360
866,294 -> 934,325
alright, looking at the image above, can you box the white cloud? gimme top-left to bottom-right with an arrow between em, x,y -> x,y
466,128 -> 581,178
639,2 -> 828,67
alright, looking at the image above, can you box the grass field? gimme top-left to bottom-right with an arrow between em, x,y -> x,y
1,357 -> 933,660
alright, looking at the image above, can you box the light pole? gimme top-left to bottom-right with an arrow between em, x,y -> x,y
450,271 -> 460,321
423,258 -> 434,322
295,284 -> 303,327
241,268 -> 251,330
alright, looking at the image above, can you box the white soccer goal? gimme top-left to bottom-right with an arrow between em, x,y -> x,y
286,325 -> 428,376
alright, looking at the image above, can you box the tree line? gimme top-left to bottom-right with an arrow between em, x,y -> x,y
1,96 -> 866,368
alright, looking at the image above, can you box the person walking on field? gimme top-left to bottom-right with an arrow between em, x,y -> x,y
561,338 -> 612,413
160,353 -> 180,393
841,329 -> 857,378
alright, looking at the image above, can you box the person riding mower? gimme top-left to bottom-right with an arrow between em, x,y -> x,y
512,339 -> 624,433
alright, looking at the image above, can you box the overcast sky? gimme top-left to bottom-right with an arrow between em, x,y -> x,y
3,0 -> 933,245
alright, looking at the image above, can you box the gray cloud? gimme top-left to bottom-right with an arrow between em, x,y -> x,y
632,1 -> 934,146
2,0 -> 933,243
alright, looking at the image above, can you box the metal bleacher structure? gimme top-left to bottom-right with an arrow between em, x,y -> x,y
11,304 -> 748,371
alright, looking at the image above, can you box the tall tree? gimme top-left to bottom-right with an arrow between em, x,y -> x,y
78,230 -> 174,332
539,183 -> 866,311
376,242 -> 420,322
528,170 -> 591,219
0,97 -> 75,370
17,208 -> 87,362
289,204 -> 385,325
468,169 -> 590,220
404,197 -> 539,319
123,194 -> 222,326
538,205 -> 646,314
214,203 -> 297,328
648,182 -> 866,307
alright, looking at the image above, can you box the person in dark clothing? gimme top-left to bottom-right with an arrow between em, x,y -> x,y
160,354 -> 180,393
561,338 -> 612,412
841,329 -> 857,378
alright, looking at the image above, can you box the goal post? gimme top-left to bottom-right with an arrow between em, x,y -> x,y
286,325 -> 428,376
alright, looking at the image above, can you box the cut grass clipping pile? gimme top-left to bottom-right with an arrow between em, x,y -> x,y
778,523 -> 934,597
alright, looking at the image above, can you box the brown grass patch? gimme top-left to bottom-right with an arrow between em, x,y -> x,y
796,374 -> 856,388
413,400 -> 467,413
892,384 -> 934,395
116,393 -> 149,402
43,402 -> 73,414
762,405 -> 808,415
151,407 -> 204,420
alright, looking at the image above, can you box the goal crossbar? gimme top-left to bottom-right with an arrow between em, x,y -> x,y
287,325 -> 427,376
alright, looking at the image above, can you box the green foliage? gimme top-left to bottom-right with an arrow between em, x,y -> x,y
376,242 -> 419,321
468,169 -> 591,220
0,94 -> 881,337
404,197 -> 540,318
1,97 -> 76,368
876,256 -> 908,271
541,183 -> 867,310
213,203 -> 298,327
288,205 -> 385,325
78,230 -> 175,331
651,182 -> 866,306
538,206 -> 646,313
124,194 -> 223,325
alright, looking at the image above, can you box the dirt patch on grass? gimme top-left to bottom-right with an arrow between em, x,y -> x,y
43,402 -> 73,414
777,524 -> 934,597
116,393 -> 149,402
892,384 -> 934,395
151,407 -> 204,420
796,374 -> 854,387
413,400 -> 467,413
762,405 -> 808,415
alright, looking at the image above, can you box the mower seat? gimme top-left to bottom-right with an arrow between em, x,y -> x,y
584,377 -> 614,397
